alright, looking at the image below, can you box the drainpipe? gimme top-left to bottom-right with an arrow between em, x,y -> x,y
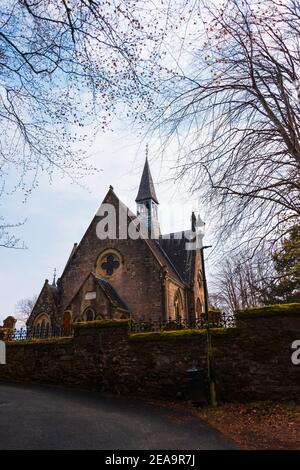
161,265 -> 168,322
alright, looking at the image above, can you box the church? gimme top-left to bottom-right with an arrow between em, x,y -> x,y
27,158 -> 205,331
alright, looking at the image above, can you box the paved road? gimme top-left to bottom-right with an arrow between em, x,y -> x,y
0,382 -> 237,450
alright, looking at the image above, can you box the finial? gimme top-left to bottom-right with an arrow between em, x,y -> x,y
52,268 -> 57,287
145,143 -> 149,160
109,185 -> 114,191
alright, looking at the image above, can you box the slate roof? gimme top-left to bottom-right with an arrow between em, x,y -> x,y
158,232 -> 196,285
135,158 -> 159,204
124,216 -> 194,287
125,207 -> 185,286
94,275 -> 129,311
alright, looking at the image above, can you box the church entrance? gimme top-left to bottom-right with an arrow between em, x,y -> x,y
63,311 -> 72,333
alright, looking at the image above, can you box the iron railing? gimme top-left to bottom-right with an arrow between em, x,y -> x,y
4,312 -> 236,340
130,312 -> 236,333
4,326 -> 74,341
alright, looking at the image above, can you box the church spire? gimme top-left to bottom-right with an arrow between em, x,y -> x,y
135,150 -> 159,205
136,148 -> 160,238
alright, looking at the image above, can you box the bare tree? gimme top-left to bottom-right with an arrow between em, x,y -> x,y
0,0 -> 157,176
208,292 -> 228,312
154,0 -> 300,253
210,249 -> 274,312
0,218 -> 25,249
15,294 -> 38,324
0,184 -> 26,248
0,1 -> 187,246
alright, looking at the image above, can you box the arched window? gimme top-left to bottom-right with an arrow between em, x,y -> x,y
174,290 -> 184,321
36,323 -> 41,337
95,313 -> 104,320
196,298 -> 203,318
33,313 -> 51,337
41,319 -> 46,337
83,308 -> 95,322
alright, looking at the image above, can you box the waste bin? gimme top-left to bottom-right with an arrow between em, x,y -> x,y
186,367 -> 208,405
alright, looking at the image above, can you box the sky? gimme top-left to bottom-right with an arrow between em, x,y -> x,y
0,120 -> 215,324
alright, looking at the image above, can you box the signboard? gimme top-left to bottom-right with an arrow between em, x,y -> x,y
85,292 -> 96,300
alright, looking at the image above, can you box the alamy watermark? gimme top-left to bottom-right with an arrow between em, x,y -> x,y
0,340 -> 6,365
95,202 -> 204,251
291,340 -> 300,366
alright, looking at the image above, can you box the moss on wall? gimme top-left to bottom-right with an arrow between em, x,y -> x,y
73,319 -> 129,329
7,337 -> 73,346
236,303 -> 300,318
1,310 -> 300,403
129,327 -> 233,341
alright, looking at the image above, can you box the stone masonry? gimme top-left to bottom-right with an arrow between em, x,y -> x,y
1,305 -> 300,403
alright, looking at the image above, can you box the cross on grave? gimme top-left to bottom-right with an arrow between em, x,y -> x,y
101,254 -> 120,275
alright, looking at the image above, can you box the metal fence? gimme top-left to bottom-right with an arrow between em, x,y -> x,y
4,312 -> 236,340
130,312 -> 236,333
4,326 -> 74,341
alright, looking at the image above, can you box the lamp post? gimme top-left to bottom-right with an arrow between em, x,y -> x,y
197,216 -> 217,407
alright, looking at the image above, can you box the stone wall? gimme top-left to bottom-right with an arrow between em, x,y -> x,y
0,305 -> 300,403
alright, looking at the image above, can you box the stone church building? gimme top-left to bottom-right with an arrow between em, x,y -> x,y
27,158 -> 205,331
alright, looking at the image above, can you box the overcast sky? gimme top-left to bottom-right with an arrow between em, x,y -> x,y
0,120 -> 215,323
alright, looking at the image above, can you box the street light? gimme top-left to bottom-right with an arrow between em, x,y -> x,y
196,216 -> 217,407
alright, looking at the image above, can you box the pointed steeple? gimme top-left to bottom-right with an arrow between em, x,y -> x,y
135,156 -> 159,205
136,149 -> 160,238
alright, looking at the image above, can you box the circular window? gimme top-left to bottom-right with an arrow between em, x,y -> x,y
96,250 -> 121,277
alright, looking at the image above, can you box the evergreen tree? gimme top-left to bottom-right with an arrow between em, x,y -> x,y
260,225 -> 300,304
